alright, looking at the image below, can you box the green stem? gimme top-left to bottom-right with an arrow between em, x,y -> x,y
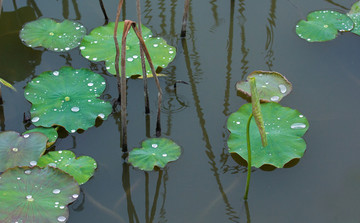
244,113 -> 253,200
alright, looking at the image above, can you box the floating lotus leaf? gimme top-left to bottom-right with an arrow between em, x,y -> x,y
80,22 -> 176,77
20,18 -> 86,52
38,150 -> 97,185
296,10 -> 353,42
128,138 -> 181,171
236,71 -> 292,102
0,166 -> 79,223
227,103 -> 309,168
24,66 -> 112,133
348,1 -> 360,35
0,131 -> 47,172
24,127 -> 58,148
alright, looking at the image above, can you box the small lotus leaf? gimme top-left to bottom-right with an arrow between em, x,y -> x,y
0,166 -> 79,223
236,71 -> 292,102
128,138 -> 181,171
80,22 -> 176,77
37,150 -> 97,185
24,127 -> 58,147
20,18 -> 86,51
0,131 -> 47,172
348,1 -> 360,35
296,10 -> 353,42
227,103 -> 309,168
24,66 -> 112,133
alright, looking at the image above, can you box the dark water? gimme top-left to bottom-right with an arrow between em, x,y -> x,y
1,0 -> 360,222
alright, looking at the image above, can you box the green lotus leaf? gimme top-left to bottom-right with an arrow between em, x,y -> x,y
296,10 -> 353,42
20,18 -> 86,52
227,103 -> 309,168
236,71 -> 292,102
24,127 -> 58,148
80,22 -> 176,77
0,131 -> 47,172
348,1 -> 360,35
0,166 -> 79,223
37,150 -> 97,185
24,66 -> 112,133
128,138 -> 181,171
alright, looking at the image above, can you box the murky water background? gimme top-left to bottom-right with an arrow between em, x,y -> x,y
1,0 -> 360,222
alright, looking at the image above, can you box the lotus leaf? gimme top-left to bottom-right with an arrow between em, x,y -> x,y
0,166 -> 79,223
296,10 -> 353,42
0,131 -> 47,172
236,71 -> 292,102
128,138 -> 181,171
24,66 -> 112,133
37,150 -> 97,185
24,127 -> 58,148
80,22 -> 176,77
348,1 -> 360,35
227,103 -> 309,168
20,18 -> 86,52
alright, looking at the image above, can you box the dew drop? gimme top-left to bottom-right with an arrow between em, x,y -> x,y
12,148 -> 18,152
270,96 -> 280,102
23,134 -> 30,139
59,206 -> 65,209
26,195 -> 34,202
30,161 -> 37,166
80,46 -> 85,50
162,154 -> 168,157
53,71 -> 59,76
152,144 -> 158,148
290,123 -> 306,129
93,57 -> 98,61
127,58 -> 134,62
32,117 -> 40,123
133,55 -> 138,59
57,216 -> 67,222
299,115 -> 304,118
72,194 -> 79,199
53,189 -> 61,194
65,47 -> 70,51
98,113 -> 105,119
153,44 -> 159,47
71,130 -> 76,133
169,51 -> 174,54
236,121 -> 240,125
24,170 -> 31,175
278,84 -> 287,94
71,107 -> 80,112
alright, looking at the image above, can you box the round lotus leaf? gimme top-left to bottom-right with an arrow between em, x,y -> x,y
80,22 -> 176,77
296,10 -> 353,42
24,127 -> 58,148
37,150 -> 97,185
236,71 -> 292,103
128,138 -> 181,171
19,18 -> 86,52
0,166 -> 79,223
24,66 -> 112,133
0,131 -> 47,172
348,2 -> 360,35
227,103 -> 309,168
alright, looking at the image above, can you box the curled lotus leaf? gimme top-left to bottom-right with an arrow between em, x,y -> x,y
80,22 -> 176,77
296,10 -> 353,42
20,18 -> 86,52
0,166 -> 79,223
128,138 -> 181,171
37,150 -> 97,185
227,103 -> 309,168
0,131 -> 47,172
24,66 -> 112,133
348,1 -> 360,35
236,71 -> 292,103
24,127 -> 58,148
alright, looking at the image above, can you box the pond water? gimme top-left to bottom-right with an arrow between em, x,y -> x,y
1,0 -> 360,222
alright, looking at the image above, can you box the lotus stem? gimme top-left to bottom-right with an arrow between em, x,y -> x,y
0,86 -> 2,104
114,0 -> 124,102
0,0 -> 3,16
136,0 -> 150,114
249,77 -> 267,147
99,0 -> 109,23
131,23 -> 163,137
180,0 -> 190,37
244,113 -> 253,201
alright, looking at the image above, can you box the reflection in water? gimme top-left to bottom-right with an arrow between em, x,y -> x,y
62,0 -> 81,20
264,0 -> 277,70
170,0 -> 177,36
244,201 -> 251,223
324,0 -> 349,10
122,162 -> 140,223
158,0 -> 166,35
238,0 -> 249,80
209,0 -> 219,32
144,0 -> 152,26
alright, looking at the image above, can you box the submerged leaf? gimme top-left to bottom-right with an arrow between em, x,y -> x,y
38,150 -> 97,185
20,18 -> 86,51
80,22 -> 176,77
24,127 -> 58,147
0,131 -> 47,172
24,66 -> 112,133
236,71 -> 292,102
0,166 -> 79,223
128,138 -> 181,171
227,103 -> 309,168
296,10 -> 353,42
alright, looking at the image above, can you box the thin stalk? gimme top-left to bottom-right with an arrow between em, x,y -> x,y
114,0 -> 124,102
149,170 -> 163,222
244,113 -> 253,200
131,24 -> 163,137
0,87 -> 2,104
99,0 -> 109,23
136,0 -> 150,114
0,0 -> 3,16
180,0 -> 190,37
